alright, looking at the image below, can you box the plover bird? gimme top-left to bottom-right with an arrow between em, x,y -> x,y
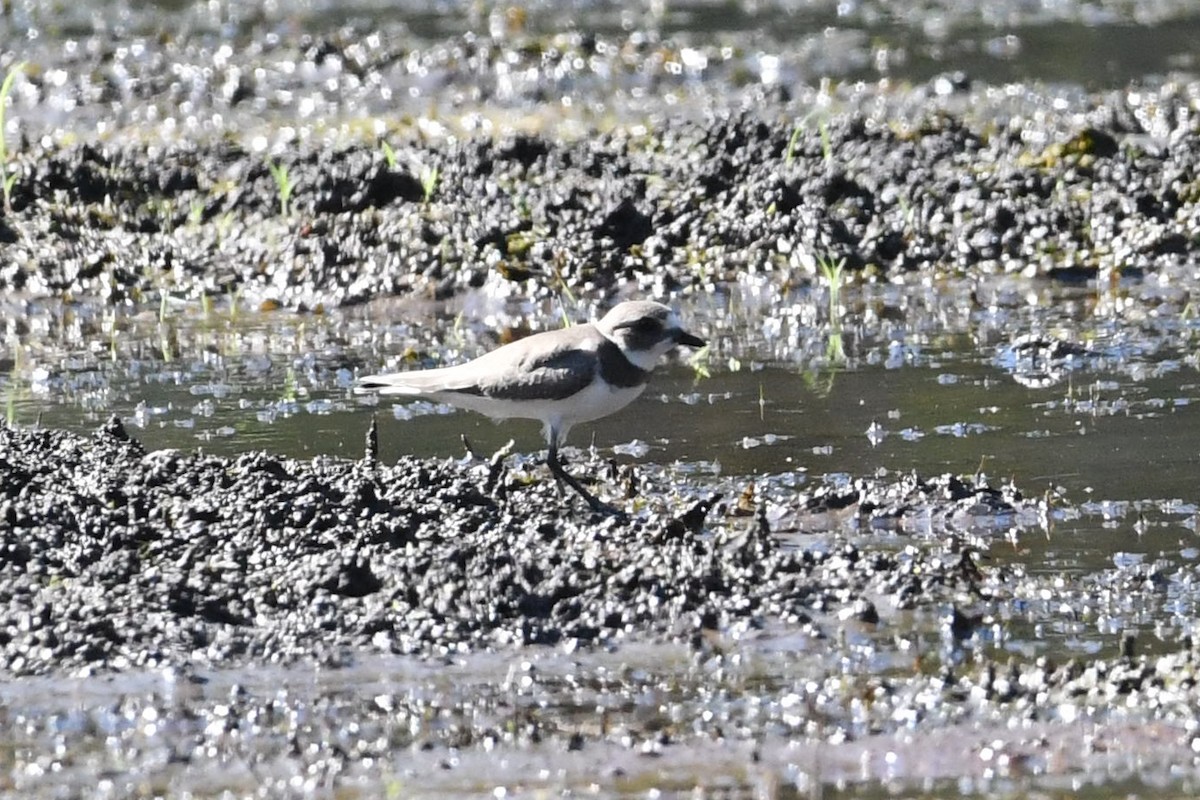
357,300 -> 706,512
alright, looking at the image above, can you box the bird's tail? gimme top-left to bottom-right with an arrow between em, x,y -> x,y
355,367 -> 464,396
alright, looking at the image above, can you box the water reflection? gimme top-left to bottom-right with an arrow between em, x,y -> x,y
7,276 -> 1200,511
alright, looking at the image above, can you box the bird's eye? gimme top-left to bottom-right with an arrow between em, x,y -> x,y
632,318 -> 660,334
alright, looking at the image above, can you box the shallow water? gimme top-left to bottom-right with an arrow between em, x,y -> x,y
12,275 -> 1200,502
12,0 -> 1200,91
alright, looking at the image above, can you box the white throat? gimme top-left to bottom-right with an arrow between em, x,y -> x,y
619,338 -> 678,372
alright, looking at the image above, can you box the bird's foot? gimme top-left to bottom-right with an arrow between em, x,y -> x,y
577,491 -> 625,517
547,453 -> 625,517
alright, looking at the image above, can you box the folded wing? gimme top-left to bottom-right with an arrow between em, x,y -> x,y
357,335 -> 599,402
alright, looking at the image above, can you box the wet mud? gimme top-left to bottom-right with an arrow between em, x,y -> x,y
0,415 -> 1031,675
6,418 -> 1200,796
3,108 -> 1198,313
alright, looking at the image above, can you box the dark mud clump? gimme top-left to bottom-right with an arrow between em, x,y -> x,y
0,416 -> 1038,676
4,107 -> 1198,310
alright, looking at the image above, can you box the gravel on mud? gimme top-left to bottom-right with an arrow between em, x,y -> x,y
0,414 -> 1034,676
3,107 -> 1197,312
8,421 -> 1200,795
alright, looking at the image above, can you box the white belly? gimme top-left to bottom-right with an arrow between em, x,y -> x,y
426,380 -> 647,443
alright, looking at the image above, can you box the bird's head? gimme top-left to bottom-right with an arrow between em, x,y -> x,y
597,300 -> 706,371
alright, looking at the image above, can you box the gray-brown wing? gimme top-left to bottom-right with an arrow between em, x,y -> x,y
472,347 -> 598,401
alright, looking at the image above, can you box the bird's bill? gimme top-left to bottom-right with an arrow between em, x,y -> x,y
676,331 -> 706,348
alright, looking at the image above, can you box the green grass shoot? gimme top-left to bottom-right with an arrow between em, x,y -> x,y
159,328 -> 174,363
267,160 -> 295,217
825,329 -> 846,364
689,344 -> 712,380
0,61 -> 28,212
381,140 -> 397,169
450,310 -> 466,349
420,164 -> 439,204
785,119 -> 804,166
817,253 -> 846,323
281,366 -> 297,403
5,369 -> 16,426
818,253 -> 847,365
785,112 -> 832,167
549,254 -> 578,327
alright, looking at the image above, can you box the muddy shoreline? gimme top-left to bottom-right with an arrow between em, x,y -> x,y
5,415 -> 1200,796
4,102 -> 1197,314
1,414 -> 1033,675
4,3 -> 1200,797
3,7 -> 1199,313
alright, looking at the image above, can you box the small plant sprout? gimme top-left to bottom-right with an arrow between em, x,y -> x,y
159,326 -> 175,363
0,61 -> 28,212
818,117 -> 833,166
817,253 -> 847,365
549,250 -> 579,328
897,193 -> 914,231
783,112 -> 832,168
5,366 -> 16,426
555,300 -> 572,329
281,366 -> 298,403
816,253 -> 846,323
515,195 -> 531,221
975,454 -> 992,483
419,163 -> 439,204
689,343 -> 712,380
784,118 -> 804,166
267,160 -> 295,217
450,310 -> 466,349
381,140 -> 397,169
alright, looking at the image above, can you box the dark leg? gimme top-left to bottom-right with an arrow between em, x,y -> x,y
547,439 -> 619,515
